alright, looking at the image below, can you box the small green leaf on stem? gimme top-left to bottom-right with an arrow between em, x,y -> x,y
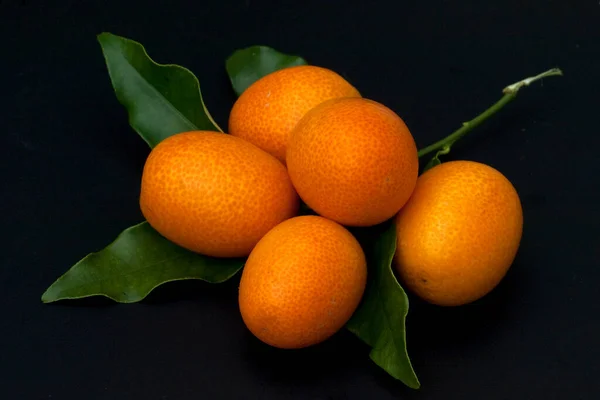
98,32 -> 221,148
422,146 -> 451,173
226,46 -> 307,96
42,222 -> 245,304
346,221 -> 420,389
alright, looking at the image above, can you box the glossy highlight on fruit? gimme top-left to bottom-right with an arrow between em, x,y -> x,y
238,215 -> 367,349
228,65 -> 361,163
393,160 -> 524,306
286,97 -> 419,227
139,130 -> 299,258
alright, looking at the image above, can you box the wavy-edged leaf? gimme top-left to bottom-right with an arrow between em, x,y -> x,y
42,222 -> 245,304
98,32 -> 222,148
226,45 -> 307,96
346,221 -> 420,389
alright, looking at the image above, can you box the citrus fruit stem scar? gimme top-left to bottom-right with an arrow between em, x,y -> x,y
417,67 -> 564,160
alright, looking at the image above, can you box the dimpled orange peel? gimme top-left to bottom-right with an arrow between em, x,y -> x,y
238,215 -> 367,349
394,160 -> 524,306
286,97 -> 419,227
139,130 -> 299,258
228,65 -> 361,163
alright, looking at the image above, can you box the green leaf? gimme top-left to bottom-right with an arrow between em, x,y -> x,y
423,152 -> 442,172
97,32 -> 222,148
226,45 -> 308,96
422,145 -> 451,173
346,221 -> 420,389
42,222 -> 245,304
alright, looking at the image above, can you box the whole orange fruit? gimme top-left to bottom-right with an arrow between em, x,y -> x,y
139,131 -> 299,258
286,97 -> 419,227
238,215 -> 367,349
393,160 -> 523,306
228,65 -> 361,163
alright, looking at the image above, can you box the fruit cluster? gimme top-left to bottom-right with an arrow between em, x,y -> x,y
139,65 -> 523,350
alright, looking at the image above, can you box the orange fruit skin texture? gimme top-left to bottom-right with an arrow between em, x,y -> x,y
139,131 -> 299,258
238,215 -> 367,349
286,97 -> 419,227
394,160 -> 524,307
228,65 -> 361,163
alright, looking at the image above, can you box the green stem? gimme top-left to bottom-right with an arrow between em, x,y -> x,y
417,67 -> 563,159
417,94 -> 515,158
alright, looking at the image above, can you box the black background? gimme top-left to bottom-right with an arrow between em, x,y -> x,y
3,0 -> 599,399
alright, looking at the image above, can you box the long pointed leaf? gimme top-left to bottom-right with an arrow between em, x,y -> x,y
347,222 -> 420,389
42,222 -> 244,304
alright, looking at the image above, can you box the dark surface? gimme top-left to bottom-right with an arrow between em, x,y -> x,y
2,0 -> 599,399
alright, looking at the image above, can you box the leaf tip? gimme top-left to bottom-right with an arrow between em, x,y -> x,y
96,31 -> 113,42
406,374 -> 421,389
40,289 -> 56,304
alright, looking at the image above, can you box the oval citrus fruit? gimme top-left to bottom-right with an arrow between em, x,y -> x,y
139,131 -> 299,258
238,215 -> 367,349
393,160 -> 523,306
228,65 -> 361,163
286,97 -> 419,227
